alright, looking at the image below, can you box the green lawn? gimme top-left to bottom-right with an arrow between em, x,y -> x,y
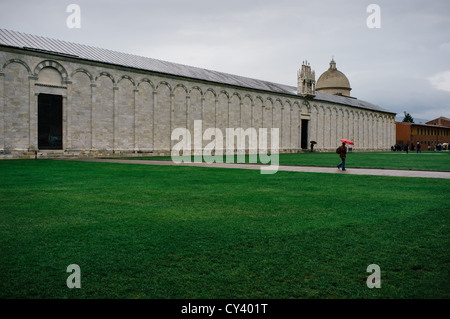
0,159 -> 449,298
123,151 -> 450,171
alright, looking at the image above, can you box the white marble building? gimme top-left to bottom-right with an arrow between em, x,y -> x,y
0,29 -> 396,158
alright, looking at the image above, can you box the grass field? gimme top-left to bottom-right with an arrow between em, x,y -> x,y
0,158 -> 449,299
125,151 -> 450,171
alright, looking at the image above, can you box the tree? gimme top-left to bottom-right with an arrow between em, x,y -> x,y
402,112 -> 414,123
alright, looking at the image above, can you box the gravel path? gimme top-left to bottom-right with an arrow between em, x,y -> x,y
61,158 -> 450,179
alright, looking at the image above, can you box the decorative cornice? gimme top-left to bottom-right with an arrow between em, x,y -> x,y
35,83 -> 67,89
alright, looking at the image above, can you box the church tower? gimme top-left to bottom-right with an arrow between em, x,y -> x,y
297,60 -> 316,97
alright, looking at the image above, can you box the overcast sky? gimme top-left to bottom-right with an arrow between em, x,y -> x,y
1,0 -> 449,121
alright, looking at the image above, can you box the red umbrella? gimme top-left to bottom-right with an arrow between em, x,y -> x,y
340,139 -> 354,145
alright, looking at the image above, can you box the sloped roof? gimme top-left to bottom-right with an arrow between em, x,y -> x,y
0,29 -> 394,114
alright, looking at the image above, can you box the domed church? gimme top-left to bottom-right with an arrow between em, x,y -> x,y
316,58 -> 352,97
0,29 -> 396,158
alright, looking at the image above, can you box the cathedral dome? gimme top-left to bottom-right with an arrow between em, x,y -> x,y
316,59 -> 351,97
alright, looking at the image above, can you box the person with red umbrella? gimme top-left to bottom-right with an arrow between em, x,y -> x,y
336,139 -> 354,171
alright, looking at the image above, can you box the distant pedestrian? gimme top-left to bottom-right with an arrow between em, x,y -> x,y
336,142 -> 347,171
417,142 -> 421,153
404,144 -> 409,154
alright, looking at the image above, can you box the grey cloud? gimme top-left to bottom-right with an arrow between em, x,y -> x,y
1,0 -> 449,119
